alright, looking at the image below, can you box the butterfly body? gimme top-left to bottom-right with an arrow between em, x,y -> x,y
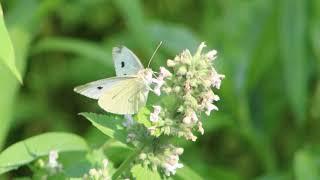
74,46 -> 152,115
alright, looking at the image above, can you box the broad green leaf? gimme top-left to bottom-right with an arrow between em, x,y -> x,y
80,113 -> 128,145
131,164 -> 161,180
279,0 -> 308,124
32,37 -> 113,67
294,147 -> 320,180
175,164 -> 203,180
0,3 -> 22,83
0,0 -> 57,149
0,132 -> 88,174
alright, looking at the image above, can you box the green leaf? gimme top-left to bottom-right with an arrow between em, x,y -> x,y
131,164 -> 161,180
294,147 -> 320,180
279,0 -> 308,124
175,164 -> 203,180
0,132 -> 88,174
80,113 -> 128,145
32,37 -> 113,67
0,3 -> 22,83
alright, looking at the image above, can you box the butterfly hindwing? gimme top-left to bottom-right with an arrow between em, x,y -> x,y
98,78 -> 148,114
112,46 -> 144,76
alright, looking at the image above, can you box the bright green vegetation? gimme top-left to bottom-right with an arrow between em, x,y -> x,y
0,0 -> 319,179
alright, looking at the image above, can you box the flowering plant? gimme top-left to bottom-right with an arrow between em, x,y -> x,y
0,42 -> 224,179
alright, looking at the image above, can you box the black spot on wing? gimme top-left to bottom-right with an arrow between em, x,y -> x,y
97,86 -> 103,90
121,61 -> 125,67
123,73 -> 127,75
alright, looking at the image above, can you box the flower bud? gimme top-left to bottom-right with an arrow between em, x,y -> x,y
206,49 -> 217,61
174,86 -> 181,93
183,116 -> 192,124
139,153 -> 147,160
167,59 -> 176,67
175,148 -> 184,155
177,66 -> 187,75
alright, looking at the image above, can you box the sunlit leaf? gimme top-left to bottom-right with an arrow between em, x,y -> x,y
80,113 -> 128,145
131,164 -> 161,180
0,3 -> 22,83
0,132 -> 88,174
294,146 -> 320,180
175,164 -> 203,180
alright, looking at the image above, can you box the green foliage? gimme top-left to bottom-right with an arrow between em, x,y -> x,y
0,132 -> 88,174
80,113 -> 128,146
175,164 -> 203,180
0,3 -> 22,83
294,146 -> 320,180
131,164 -> 161,180
0,0 -> 319,179
279,0 -> 308,124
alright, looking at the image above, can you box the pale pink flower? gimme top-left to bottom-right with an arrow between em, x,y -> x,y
211,71 -> 225,89
150,105 -> 161,122
205,103 -> 219,116
160,67 -> 172,78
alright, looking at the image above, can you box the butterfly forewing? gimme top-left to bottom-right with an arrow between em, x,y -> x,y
74,76 -> 136,99
112,46 -> 144,76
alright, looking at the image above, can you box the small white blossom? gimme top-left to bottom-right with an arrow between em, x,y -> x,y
150,113 -> 160,122
150,105 -> 161,122
211,71 -> 225,89
174,148 -> 184,155
46,150 -> 62,174
190,111 -> 198,122
183,111 -> 198,124
163,162 -> 183,176
152,77 -> 165,96
48,150 -> 59,168
205,103 -> 219,116
198,122 -> 204,135
167,59 -> 176,67
159,67 -> 172,78
103,159 -> 109,169
89,168 -> 98,176
183,116 -> 192,124
206,49 -> 218,60
85,159 -> 110,180
144,68 -> 154,85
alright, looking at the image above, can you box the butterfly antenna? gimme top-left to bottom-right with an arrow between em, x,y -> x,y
147,41 -> 163,68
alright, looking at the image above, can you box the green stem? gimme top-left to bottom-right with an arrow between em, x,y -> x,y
112,144 -> 145,179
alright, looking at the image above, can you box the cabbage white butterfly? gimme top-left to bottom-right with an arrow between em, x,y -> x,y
74,44 -> 161,115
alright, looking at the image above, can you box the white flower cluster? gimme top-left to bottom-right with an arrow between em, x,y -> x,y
138,144 -> 184,177
83,159 -> 110,180
46,150 -> 63,174
148,42 -> 224,141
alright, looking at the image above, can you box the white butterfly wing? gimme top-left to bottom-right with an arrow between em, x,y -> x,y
98,78 -> 149,114
74,76 -> 136,99
112,46 -> 144,76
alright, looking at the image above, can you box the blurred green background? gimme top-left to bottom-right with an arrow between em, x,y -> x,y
0,0 -> 319,179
